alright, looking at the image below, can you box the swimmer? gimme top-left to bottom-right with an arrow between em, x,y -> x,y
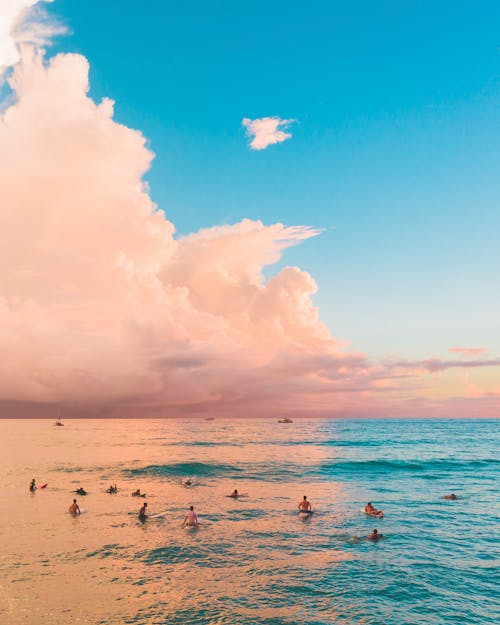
29,478 -> 36,492
365,502 -> 384,517
229,489 -> 239,498
298,495 -> 312,512
74,487 -> 87,496
139,502 -> 147,520
132,489 -> 141,496
183,505 -> 200,527
69,499 -> 81,515
107,484 -> 118,494
444,493 -> 458,500
182,478 -> 193,487
367,529 -> 382,541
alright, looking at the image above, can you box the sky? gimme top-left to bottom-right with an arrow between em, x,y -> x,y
0,0 -> 499,418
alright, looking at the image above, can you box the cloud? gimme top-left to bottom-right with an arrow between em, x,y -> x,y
0,0 -> 65,77
242,116 -> 295,150
386,357 -> 500,374
0,48 -> 364,417
448,347 -> 489,357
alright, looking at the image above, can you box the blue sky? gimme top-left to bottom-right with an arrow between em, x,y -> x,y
49,0 -> 499,358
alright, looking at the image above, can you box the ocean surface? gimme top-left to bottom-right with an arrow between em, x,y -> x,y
0,418 -> 498,625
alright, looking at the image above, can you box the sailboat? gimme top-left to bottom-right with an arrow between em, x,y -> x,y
278,417 -> 293,423
54,410 -> 64,426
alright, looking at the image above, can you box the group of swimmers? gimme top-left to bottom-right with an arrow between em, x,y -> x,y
29,478 -> 459,538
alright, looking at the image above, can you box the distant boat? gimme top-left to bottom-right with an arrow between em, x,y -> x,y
54,411 -> 64,426
205,417 -> 215,421
278,418 -> 293,423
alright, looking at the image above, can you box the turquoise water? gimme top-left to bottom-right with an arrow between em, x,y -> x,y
0,418 -> 498,624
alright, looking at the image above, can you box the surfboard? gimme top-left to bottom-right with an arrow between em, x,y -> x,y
40,483 -> 48,489
362,509 -> 384,518
149,511 -> 169,519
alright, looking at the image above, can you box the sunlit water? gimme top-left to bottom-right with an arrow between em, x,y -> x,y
0,418 -> 498,624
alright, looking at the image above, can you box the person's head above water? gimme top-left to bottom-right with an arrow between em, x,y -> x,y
73,499 -> 77,503
190,505 -> 194,511
303,495 -> 307,500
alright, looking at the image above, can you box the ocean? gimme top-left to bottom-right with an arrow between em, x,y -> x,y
0,418 -> 498,624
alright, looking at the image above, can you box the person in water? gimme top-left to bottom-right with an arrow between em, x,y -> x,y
183,505 -> 200,527
139,502 -> 147,520
365,502 -> 383,516
229,489 -> 239,498
69,499 -> 81,515
367,529 -> 382,541
107,484 -> 117,494
444,493 -> 458,500
298,495 -> 312,512
132,489 -> 141,496
29,478 -> 36,492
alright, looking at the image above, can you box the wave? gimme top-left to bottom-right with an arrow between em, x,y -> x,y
123,456 -> 498,483
125,461 -> 244,478
314,457 -> 499,476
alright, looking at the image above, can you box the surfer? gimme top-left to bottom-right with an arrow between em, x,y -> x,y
107,484 -> 118,494
75,487 -> 87,496
182,478 -> 193,487
298,495 -> 312,512
183,505 -> 200,527
29,478 -> 36,492
367,529 -> 382,541
365,502 -> 384,517
132,489 -> 142,496
444,493 -> 458,500
138,502 -> 147,520
69,499 -> 81,515
229,489 -> 239,498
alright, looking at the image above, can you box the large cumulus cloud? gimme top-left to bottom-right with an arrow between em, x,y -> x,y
0,48 -> 383,416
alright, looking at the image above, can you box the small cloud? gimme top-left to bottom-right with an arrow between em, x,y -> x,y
448,347 -> 489,357
242,116 -> 296,151
387,357 -> 500,374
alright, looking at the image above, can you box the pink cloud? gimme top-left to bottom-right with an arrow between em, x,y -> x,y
387,357 -> 500,374
0,49 -> 359,416
242,116 -> 295,150
448,347 -> 489,357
